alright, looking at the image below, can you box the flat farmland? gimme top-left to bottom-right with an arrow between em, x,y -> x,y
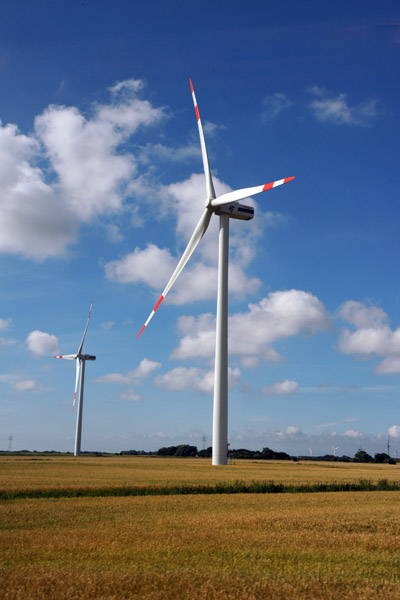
2,457 -> 400,599
1,455 -> 400,493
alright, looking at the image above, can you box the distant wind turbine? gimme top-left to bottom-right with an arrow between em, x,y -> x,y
54,301 -> 96,457
137,80 -> 294,465
309,448 -> 313,457
332,445 -> 339,457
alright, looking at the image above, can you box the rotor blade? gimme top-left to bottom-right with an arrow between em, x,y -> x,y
210,176 -> 295,208
190,79 -> 216,201
54,354 -> 76,360
77,299 -> 93,355
72,358 -> 81,412
137,208 -> 212,339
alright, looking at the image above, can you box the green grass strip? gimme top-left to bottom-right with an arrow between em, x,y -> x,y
1,478 -> 400,501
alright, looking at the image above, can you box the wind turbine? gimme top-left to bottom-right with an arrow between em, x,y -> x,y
54,301 -> 96,457
332,446 -> 339,457
137,80 -> 295,465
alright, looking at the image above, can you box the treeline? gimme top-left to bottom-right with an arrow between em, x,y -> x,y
2,447 -> 397,464
122,445 -> 293,460
122,446 -> 397,464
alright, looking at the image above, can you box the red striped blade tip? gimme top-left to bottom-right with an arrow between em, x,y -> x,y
137,325 -> 146,340
190,79 -> 194,93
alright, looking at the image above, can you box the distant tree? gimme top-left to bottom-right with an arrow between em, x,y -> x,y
374,452 -> 390,464
157,446 -> 177,456
260,447 -> 275,459
233,448 -> 255,459
198,447 -> 212,458
352,449 -> 373,463
175,444 -> 198,457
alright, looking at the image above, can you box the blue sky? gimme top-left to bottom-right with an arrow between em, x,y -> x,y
1,0 -> 400,456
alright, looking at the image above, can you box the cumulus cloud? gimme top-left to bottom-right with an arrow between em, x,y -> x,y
155,366 -> 240,395
128,358 -> 162,379
0,121 -> 77,259
35,79 -> 164,222
261,92 -> 293,120
26,330 -> 59,356
338,300 -> 400,374
0,79 -> 165,259
172,289 -> 331,362
262,380 -> 299,396
101,321 -> 115,330
308,85 -> 383,126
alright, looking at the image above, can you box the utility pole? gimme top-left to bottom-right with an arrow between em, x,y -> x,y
201,434 -> 206,452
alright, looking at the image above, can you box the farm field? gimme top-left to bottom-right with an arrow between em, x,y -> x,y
2,457 -> 400,599
1,455 -> 400,493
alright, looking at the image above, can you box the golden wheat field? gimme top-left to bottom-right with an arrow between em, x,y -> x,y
2,456 -> 400,599
2,455 -> 400,492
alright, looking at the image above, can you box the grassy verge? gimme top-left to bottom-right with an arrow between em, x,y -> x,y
2,478 -> 400,500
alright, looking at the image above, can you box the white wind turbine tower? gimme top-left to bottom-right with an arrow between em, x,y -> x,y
332,446 -> 339,457
137,80 -> 295,465
54,301 -> 96,457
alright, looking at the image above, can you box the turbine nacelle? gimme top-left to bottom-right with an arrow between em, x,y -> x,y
215,202 -> 254,221
81,354 -> 96,361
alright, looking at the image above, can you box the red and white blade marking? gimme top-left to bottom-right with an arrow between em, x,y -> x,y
211,176 -> 295,208
262,176 -> 295,191
190,78 -> 216,201
137,295 -> 164,339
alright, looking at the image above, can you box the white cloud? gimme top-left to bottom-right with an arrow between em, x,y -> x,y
172,289 -> 331,362
0,318 -> 11,331
338,300 -> 400,374
105,243 -> 176,288
13,379 -> 38,392
261,92 -> 293,120
119,389 -> 141,402
0,121 -> 77,259
0,79 -> 166,259
284,425 -> 302,436
262,380 -> 299,396
337,429 -> 364,439
388,425 -> 400,439
35,80 -> 164,223
26,330 -> 59,356
94,358 -> 161,406
128,358 -> 162,379
308,85 -> 383,126
155,366 -> 240,394
101,321 -> 115,330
